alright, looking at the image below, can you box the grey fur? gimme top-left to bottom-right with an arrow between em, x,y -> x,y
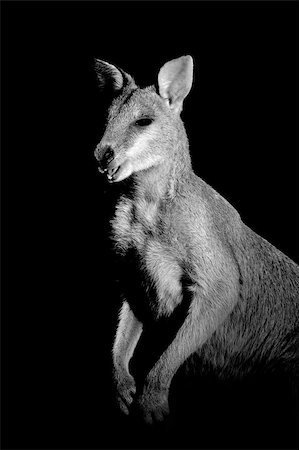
94,56 -> 299,424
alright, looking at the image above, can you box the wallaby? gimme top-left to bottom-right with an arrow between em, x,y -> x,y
94,56 -> 299,425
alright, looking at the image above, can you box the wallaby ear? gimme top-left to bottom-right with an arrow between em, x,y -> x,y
158,55 -> 193,113
94,59 -> 135,92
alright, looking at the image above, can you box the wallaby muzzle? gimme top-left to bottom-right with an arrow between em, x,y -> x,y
95,144 -> 115,170
95,143 -> 121,182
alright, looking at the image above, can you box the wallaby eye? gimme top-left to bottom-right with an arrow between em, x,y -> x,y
135,117 -> 154,127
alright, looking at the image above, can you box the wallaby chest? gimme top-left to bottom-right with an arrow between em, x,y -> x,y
111,196 -> 183,318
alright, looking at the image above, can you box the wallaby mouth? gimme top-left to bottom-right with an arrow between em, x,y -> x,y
104,164 -> 121,183
103,159 -> 133,184
95,144 -> 134,183
97,159 -> 119,182
98,157 -> 128,183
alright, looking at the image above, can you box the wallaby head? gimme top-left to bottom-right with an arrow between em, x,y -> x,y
94,56 -> 193,190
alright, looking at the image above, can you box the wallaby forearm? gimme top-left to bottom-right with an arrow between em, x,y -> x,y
144,291 -> 238,392
113,301 -> 143,375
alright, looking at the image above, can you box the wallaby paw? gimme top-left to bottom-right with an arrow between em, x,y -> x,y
115,375 -> 136,415
135,389 -> 169,425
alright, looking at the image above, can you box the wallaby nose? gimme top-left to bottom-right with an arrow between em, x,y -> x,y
95,145 -> 115,171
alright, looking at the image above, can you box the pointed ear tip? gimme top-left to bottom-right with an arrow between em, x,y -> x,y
94,58 -> 107,66
184,55 -> 194,66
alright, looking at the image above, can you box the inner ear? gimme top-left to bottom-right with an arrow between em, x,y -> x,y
158,55 -> 193,113
94,59 -> 136,93
95,59 -> 124,91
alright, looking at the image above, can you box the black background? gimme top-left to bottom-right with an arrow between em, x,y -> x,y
2,1 -> 298,449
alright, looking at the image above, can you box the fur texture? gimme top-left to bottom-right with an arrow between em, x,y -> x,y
94,56 -> 299,424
